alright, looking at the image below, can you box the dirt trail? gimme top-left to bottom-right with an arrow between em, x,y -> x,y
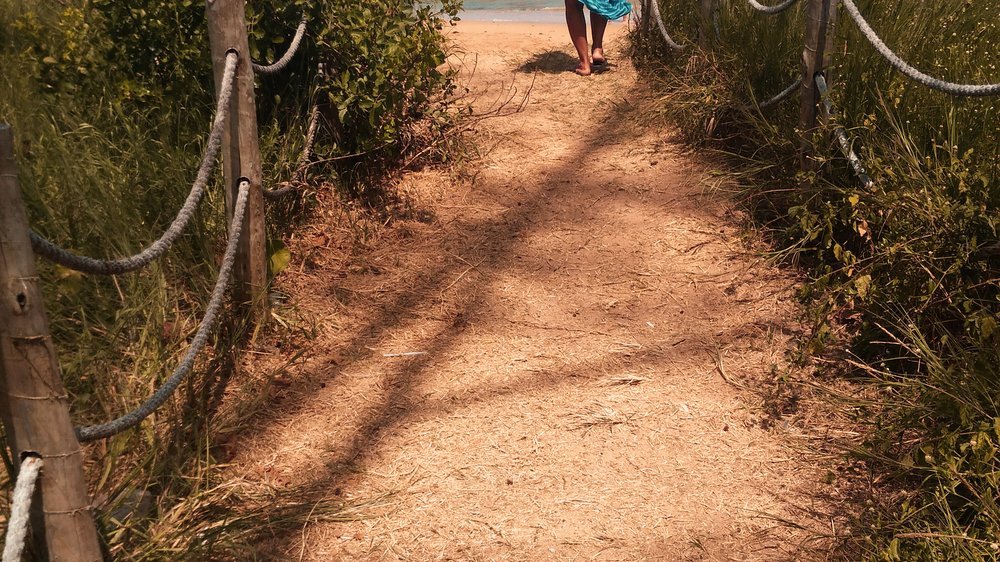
233,21 -> 835,561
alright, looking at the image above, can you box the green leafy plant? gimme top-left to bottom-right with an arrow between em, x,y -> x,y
631,0 -> 999,557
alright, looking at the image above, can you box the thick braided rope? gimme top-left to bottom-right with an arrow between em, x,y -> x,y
30,53 -> 238,275
815,75 -> 873,188
262,184 -> 298,199
842,0 -> 1000,97
76,182 -> 249,442
648,0 -> 686,51
263,104 -> 321,199
2,456 -> 42,562
253,17 -> 307,75
297,104 -> 321,175
711,6 -> 720,42
747,0 -> 798,15
757,76 -> 802,109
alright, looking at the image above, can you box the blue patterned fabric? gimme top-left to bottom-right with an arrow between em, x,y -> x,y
579,0 -> 631,20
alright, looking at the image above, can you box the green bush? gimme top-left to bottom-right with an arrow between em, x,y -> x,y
311,0 -> 459,154
631,0 -> 1000,558
7,0 -> 461,153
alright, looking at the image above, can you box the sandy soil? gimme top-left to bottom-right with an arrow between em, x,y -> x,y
229,20 -> 840,561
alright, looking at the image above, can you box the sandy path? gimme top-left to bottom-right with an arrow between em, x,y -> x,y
232,21 -> 832,561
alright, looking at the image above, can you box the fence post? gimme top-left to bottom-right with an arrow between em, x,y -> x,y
0,125 -> 103,561
798,0 -> 838,176
639,0 -> 651,50
699,0 -> 714,48
205,0 -> 268,317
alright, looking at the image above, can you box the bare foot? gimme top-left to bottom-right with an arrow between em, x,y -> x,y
592,48 -> 607,66
574,63 -> 592,76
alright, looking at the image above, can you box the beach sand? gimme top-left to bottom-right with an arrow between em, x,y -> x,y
448,17 -> 628,52
236,18 -> 841,561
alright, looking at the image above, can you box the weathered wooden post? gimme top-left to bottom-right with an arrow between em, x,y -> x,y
639,0 -> 652,51
0,124 -> 103,561
205,0 -> 268,317
798,0 -> 838,176
699,0 -> 714,48
639,0 -> 659,47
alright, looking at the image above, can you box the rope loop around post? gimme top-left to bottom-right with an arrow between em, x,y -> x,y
264,104 -> 321,199
2,456 -> 42,562
750,76 -> 803,110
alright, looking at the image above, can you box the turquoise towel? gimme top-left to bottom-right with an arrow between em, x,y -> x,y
579,0 -> 632,20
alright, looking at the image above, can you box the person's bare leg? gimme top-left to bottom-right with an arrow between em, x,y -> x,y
591,13 -> 609,65
565,0 -> 591,75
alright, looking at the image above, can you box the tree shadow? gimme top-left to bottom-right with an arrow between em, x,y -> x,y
226,59 -> 848,560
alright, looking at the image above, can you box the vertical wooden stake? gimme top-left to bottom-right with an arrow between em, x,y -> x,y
799,0 -> 838,177
0,125 -> 103,562
639,0 -> 652,51
206,0 -> 268,317
699,0 -> 714,48
822,3 -> 838,98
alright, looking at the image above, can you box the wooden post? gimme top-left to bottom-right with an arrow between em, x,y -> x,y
822,3 -> 838,98
798,0 -> 838,176
699,0 -> 714,48
205,0 -> 268,317
639,0 -> 651,51
0,125 -> 103,561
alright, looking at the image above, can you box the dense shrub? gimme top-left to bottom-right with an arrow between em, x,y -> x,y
631,0 -> 1000,558
6,0 -> 460,151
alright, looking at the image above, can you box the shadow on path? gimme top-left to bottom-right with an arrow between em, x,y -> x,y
229,55 -> 842,560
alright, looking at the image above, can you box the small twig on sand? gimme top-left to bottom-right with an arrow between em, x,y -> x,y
711,345 -> 747,390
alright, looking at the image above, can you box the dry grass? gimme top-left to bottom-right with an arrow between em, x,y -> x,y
600,374 -> 648,386
566,404 -> 640,433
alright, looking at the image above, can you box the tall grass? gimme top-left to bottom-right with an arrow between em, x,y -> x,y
0,6 -> 271,557
0,0 -> 460,556
631,0 -> 1000,559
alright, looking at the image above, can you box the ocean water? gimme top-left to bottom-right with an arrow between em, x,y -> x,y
458,0 -> 564,23
463,0 -> 561,9
458,8 -> 565,22
459,0 -> 630,23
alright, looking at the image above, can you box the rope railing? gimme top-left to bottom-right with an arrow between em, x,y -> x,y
2,456 -> 42,562
711,6 -> 721,42
24,15 -> 318,445
263,103 -> 321,199
648,0 -> 686,50
253,17 -> 308,75
1,4 -> 328,555
652,0 -> 999,188
754,76 -> 802,109
815,74 -> 873,188
296,103 -> 322,178
29,52 -> 239,276
76,181 -> 249,442
747,0 -> 798,15
841,0 -> 1000,97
